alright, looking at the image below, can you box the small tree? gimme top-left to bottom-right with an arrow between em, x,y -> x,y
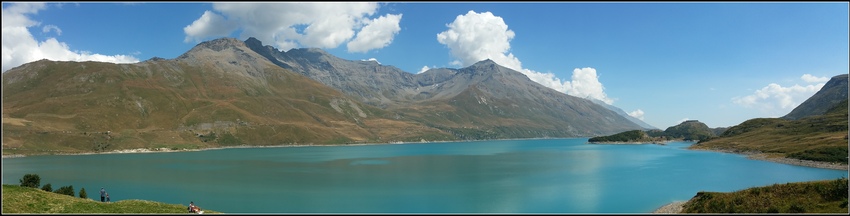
19,174 -> 40,188
55,185 -> 75,197
79,187 -> 88,199
41,183 -> 53,192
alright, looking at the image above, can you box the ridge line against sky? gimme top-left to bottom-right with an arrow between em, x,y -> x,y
2,2 -> 848,129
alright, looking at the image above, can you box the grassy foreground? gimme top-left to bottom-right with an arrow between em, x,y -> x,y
1,184 -> 219,214
681,178 -> 848,213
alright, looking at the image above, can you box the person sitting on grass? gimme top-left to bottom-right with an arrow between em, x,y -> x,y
189,201 -> 203,214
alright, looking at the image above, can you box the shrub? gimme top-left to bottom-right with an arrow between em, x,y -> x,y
40,183 -> 53,192
19,174 -> 40,188
79,187 -> 88,199
55,185 -> 75,197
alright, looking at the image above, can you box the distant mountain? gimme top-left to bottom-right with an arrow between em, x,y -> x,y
590,99 -> 658,130
2,37 -> 645,155
245,37 -> 645,138
782,74 -> 848,120
691,74 -> 848,164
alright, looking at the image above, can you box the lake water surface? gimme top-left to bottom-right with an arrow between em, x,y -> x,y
2,139 -> 847,213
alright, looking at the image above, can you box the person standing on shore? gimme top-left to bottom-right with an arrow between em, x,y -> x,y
100,187 -> 106,202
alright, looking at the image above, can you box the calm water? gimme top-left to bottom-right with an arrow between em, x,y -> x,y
2,139 -> 847,213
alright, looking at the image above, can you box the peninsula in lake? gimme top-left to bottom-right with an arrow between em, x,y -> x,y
588,119 -> 725,144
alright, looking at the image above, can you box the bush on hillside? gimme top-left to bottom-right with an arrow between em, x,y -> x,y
55,185 -> 75,197
41,183 -> 52,192
19,174 -> 40,188
79,187 -> 88,199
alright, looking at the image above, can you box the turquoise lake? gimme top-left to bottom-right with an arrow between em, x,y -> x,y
2,138 -> 847,213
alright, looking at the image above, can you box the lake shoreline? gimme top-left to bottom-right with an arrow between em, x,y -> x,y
0,137 -> 565,158
587,141 -> 672,145
6,139 -> 847,171
688,148 -> 848,171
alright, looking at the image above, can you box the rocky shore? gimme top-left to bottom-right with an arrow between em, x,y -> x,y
746,153 -> 848,170
689,148 -> 848,171
652,201 -> 686,214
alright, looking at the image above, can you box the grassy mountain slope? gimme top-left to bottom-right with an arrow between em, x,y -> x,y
690,99 -> 848,164
663,120 -> 716,141
2,38 -> 451,155
680,178 -> 848,213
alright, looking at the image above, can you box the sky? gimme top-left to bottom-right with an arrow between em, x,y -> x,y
2,2 -> 848,129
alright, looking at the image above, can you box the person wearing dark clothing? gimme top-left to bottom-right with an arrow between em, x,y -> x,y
189,201 -> 196,213
100,187 -> 106,202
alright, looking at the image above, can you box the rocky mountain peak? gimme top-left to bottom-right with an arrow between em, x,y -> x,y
195,37 -> 246,51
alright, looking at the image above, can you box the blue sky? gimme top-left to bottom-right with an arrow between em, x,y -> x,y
2,2 -> 848,129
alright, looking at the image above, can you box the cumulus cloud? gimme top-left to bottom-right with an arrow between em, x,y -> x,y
418,65 -> 431,74
183,3 -> 401,53
678,118 -> 690,124
732,75 -> 826,116
628,109 -> 645,120
436,10 -> 614,104
347,13 -> 402,53
2,3 -> 139,72
183,10 -> 238,43
565,68 -> 613,104
801,74 -> 829,83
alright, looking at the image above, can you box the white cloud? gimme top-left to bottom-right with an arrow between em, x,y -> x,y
183,3 -> 400,53
41,24 -> 60,35
183,10 -> 238,43
677,118 -> 690,124
565,67 -> 613,104
801,74 -> 829,83
347,13 -> 402,53
2,3 -> 139,73
436,10 -> 614,104
732,75 -> 826,116
628,109 -> 645,120
418,65 -> 431,74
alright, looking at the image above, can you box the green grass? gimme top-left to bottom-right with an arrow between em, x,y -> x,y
690,101 -> 848,164
2,184 -> 219,214
681,178 -> 848,213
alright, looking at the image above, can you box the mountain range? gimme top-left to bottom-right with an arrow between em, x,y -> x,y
2,37 -> 647,155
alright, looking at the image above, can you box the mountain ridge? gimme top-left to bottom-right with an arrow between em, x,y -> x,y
3,37 -> 644,155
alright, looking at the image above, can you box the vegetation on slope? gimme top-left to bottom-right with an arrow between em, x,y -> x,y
2,184 -> 218,214
663,120 -> 716,141
680,178 -> 848,213
588,120 -> 722,143
690,100 -> 848,164
1,49 -> 455,156
587,130 -> 670,143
